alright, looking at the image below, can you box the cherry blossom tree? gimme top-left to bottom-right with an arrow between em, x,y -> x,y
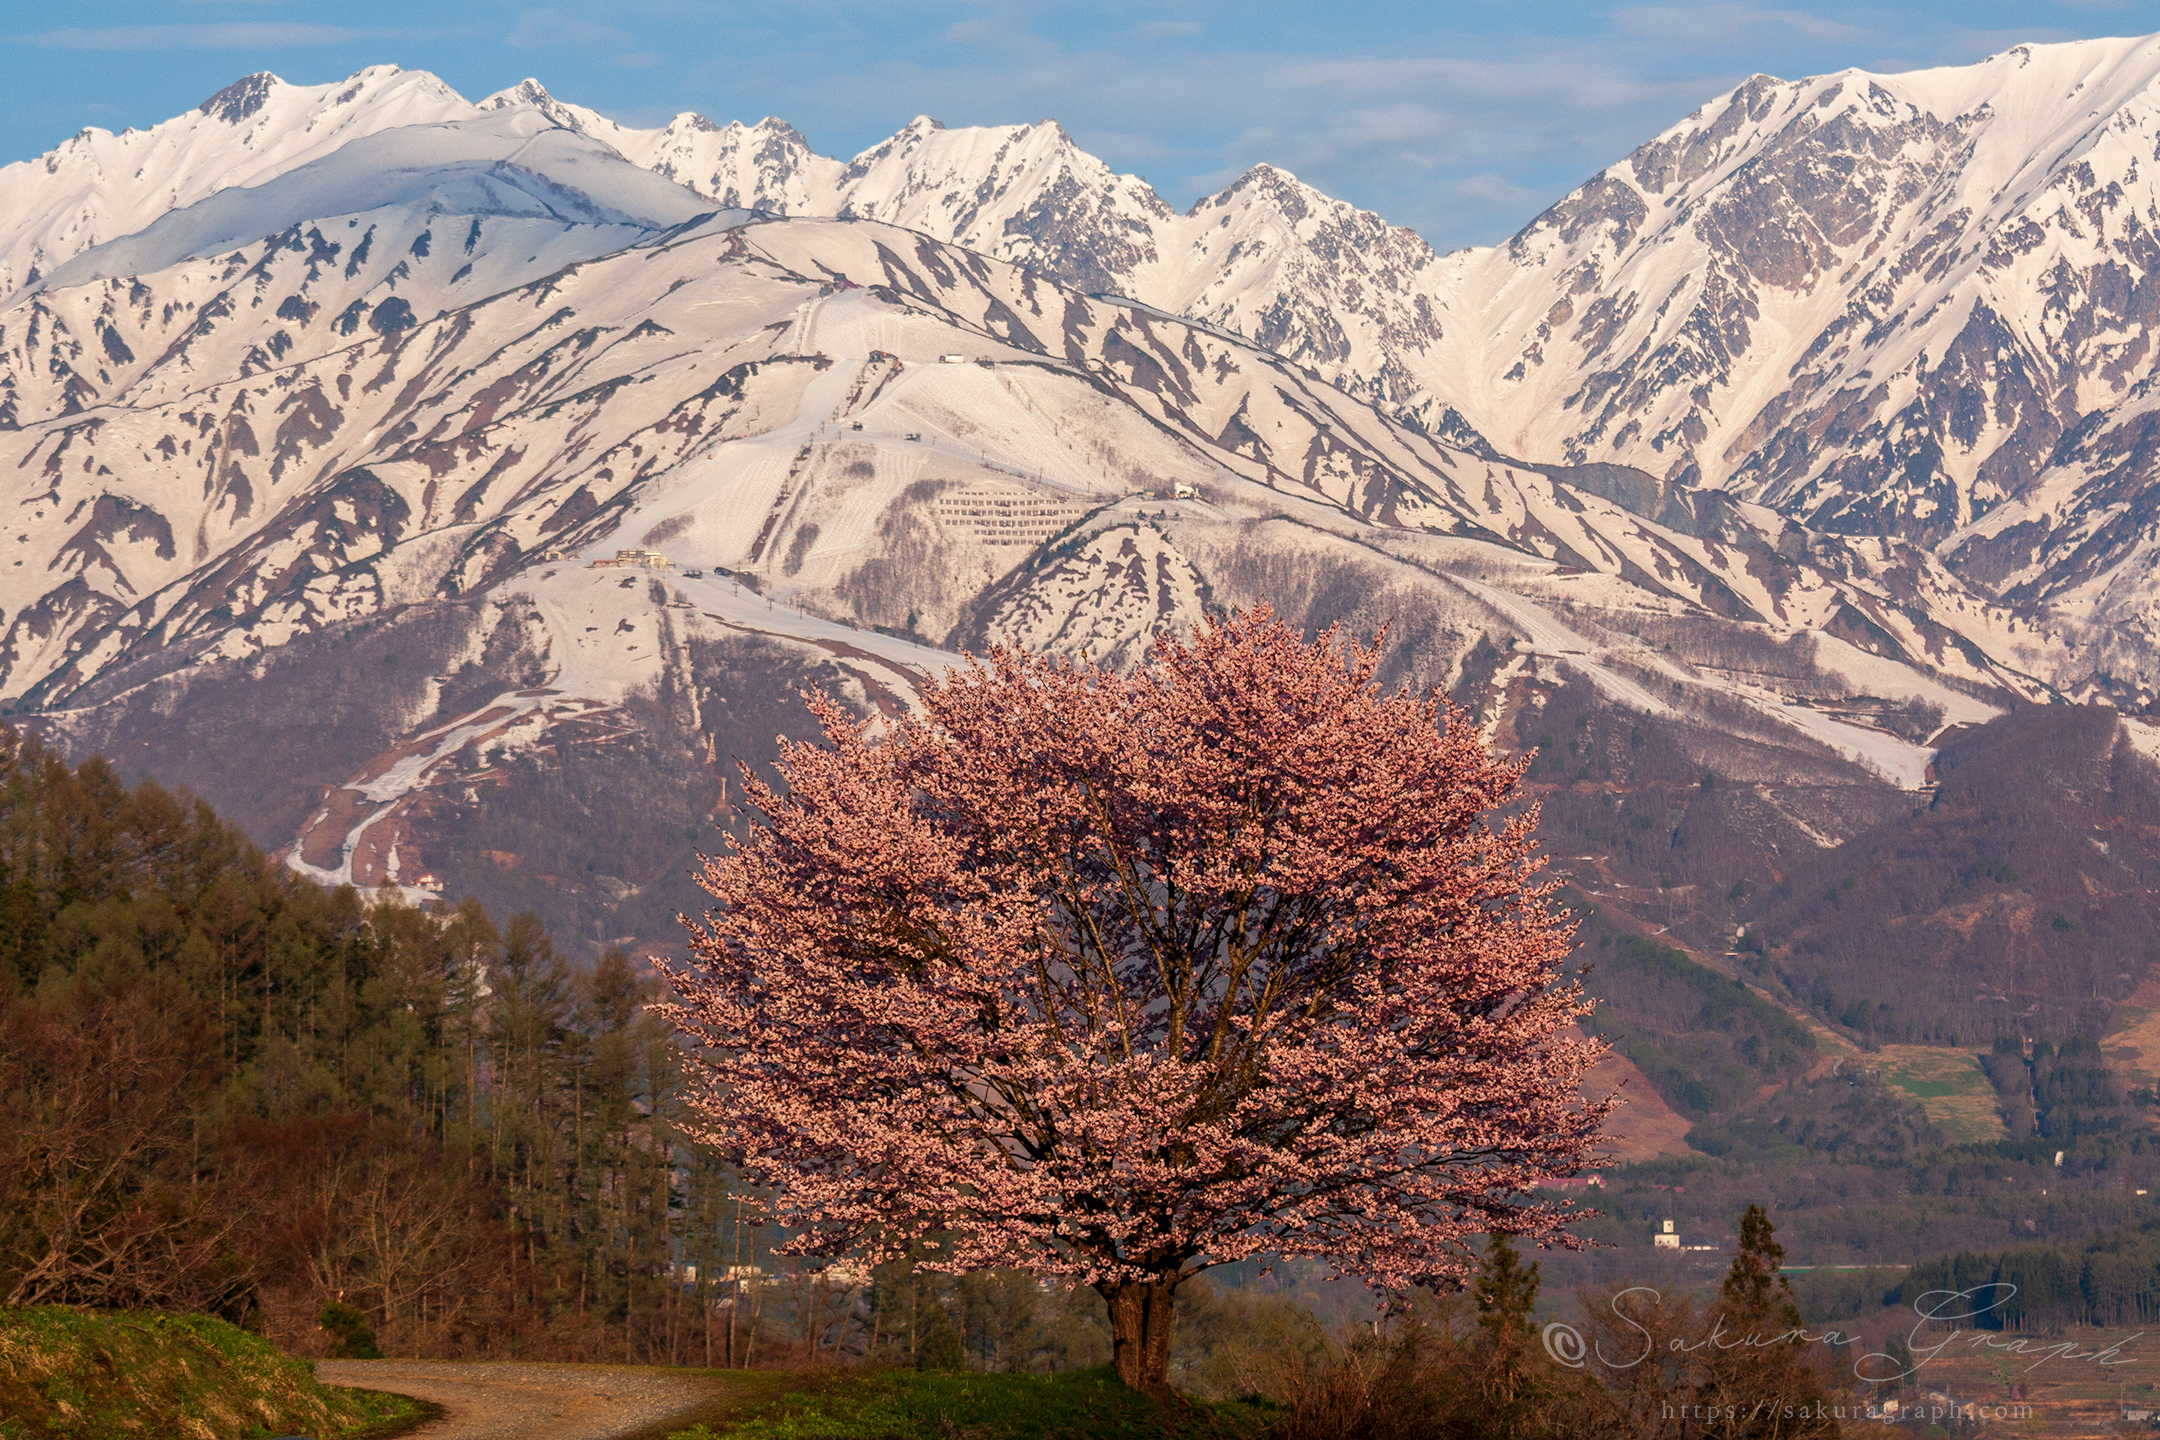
661,608 -> 1611,1398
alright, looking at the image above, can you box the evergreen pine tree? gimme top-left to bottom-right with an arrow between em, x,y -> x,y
0,721 -> 743,1359
916,1292 -> 967,1371
1475,1233 -> 1540,1345
1722,1205 -> 1799,1326
1470,1233 -> 1554,1439
317,1302 -> 382,1359
1701,1205 -> 1840,1439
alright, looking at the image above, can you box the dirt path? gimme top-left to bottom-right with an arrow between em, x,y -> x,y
316,1360 -> 727,1440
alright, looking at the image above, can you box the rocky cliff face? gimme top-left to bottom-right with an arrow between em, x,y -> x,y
1427,35 -> 2160,699
1449,41 -> 2160,506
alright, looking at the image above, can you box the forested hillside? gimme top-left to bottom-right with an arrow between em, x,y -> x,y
1741,705 -> 2160,1045
18,702 -> 2160,1375
0,723 -> 1127,1371
0,723 -> 721,1359
1896,1222 -> 2160,1331
1502,686 -> 2160,1053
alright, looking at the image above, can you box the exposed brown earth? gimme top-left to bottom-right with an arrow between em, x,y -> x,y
297,787 -> 377,869
2104,973 -> 2160,1088
316,1360 -> 727,1440
1582,1043 -> 1698,1161
347,803 -> 414,890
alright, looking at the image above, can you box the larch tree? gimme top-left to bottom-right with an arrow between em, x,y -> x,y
661,608 -> 1612,1398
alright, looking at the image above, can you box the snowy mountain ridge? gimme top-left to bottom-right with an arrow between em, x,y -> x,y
12,47 -> 2160,1089
14,45 -> 2160,722
0,57 -> 2124,947
467,81 -> 1452,424
0,67 -> 475,300
0,67 -> 1446,432
1433,33 -> 2160,700
30,109 -> 718,299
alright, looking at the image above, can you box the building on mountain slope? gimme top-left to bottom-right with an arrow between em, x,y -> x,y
934,489 -> 1091,548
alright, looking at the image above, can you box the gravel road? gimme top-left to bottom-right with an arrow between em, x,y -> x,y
316,1360 -> 728,1440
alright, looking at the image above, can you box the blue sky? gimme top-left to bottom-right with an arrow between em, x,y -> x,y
3,2 -> 2146,251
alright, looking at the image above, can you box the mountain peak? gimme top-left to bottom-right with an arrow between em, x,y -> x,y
0,64 -> 478,302
198,73 -> 282,124
1196,162 -> 1316,213
479,77 -> 605,136
486,78 -> 556,109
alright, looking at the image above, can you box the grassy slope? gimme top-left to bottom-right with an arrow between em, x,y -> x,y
0,1309 -> 426,1440
643,1367 -> 1273,1440
1871,1044 -> 2005,1143
1582,902 -> 2018,1146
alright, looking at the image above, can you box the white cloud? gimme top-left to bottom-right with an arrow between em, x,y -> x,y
25,22 -> 376,50
1611,4 -> 1873,47
507,9 -> 635,50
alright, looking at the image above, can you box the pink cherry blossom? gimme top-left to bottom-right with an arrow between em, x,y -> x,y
659,607 -> 1612,1396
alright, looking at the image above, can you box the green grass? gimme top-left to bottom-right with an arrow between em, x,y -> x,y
0,1307 -> 427,1440
324,1391 -> 440,1440
1873,1045 -> 2007,1144
654,1366 -> 1273,1440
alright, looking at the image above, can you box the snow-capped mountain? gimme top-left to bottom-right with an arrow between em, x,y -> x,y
4,192 -> 2018,910
1,63 -> 1446,432
20,53 -> 2160,1139
471,84 -> 1457,427
0,86 -> 2020,775
33,109 -> 715,300
2,185 -> 2024,711
1453,36 -> 2160,497
0,67 -> 475,300
0,58 -> 2091,726
21,48 -> 2160,936
1430,34 -> 2160,697
463,37 -> 2160,699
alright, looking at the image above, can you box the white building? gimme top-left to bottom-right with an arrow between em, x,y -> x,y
592,548 -> 667,569
1654,1219 -> 1680,1249
933,487 -> 1089,549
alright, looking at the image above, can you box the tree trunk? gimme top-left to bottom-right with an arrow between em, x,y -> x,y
1101,1279 -> 1177,1401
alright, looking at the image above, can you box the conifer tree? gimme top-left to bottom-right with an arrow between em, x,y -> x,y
0,722 -> 742,1360
1722,1205 -> 1798,1326
1701,1205 -> 1838,1439
1472,1232 -> 1553,1437
1475,1231 -> 1542,1356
